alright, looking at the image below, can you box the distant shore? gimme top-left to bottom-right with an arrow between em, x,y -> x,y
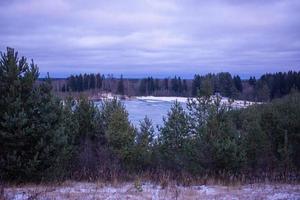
87,93 -> 259,109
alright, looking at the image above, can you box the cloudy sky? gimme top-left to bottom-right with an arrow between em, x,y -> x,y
0,0 -> 300,78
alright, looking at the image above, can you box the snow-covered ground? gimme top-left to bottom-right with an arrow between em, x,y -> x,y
4,182 -> 299,200
136,96 -> 259,109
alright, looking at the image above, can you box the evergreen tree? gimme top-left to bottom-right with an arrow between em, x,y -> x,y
178,77 -> 183,94
192,75 -> 201,96
171,76 -> 179,94
200,77 -> 214,97
96,73 -> 102,89
233,75 -> 243,92
71,96 -> 104,178
164,78 -> 169,90
154,79 -> 160,91
218,72 -> 234,97
78,74 -> 83,92
187,94 -> 243,171
0,48 -> 69,181
117,75 -> 125,95
139,79 -> 147,95
183,79 -> 188,92
158,101 -> 190,171
134,116 -> 155,170
249,76 -> 256,86
100,99 -> 136,168
90,73 -> 96,89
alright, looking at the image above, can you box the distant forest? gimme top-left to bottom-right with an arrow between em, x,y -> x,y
52,71 -> 300,101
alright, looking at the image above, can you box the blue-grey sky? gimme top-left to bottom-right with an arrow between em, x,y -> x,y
0,0 -> 300,78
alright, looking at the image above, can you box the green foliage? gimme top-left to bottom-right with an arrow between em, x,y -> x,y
66,73 -> 103,92
191,73 -> 237,98
158,101 -> 190,171
1,47 -> 300,182
134,116 -> 155,170
100,99 -> 136,168
0,48 -> 69,181
70,96 -> 105,178
233,75 -> 243,92
187,95 -> 244,172
231,93 -> 300,172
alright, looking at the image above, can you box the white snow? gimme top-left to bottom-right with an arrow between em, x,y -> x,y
198,185 -> 216,195
4,182 -> 299,200
10,192 -> 29,200
136,96 -> 188,103
267,192 -> 295,200
136,95 -> 259,109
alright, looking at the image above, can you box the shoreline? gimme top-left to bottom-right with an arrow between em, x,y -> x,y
89,93 -> 259,109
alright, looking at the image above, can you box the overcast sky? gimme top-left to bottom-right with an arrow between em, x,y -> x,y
0,0 -> 300,78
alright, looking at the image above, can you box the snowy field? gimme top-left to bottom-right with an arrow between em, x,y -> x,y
4,182 -> 300,200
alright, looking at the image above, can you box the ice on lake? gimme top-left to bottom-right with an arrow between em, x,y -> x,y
123,98 -> 185,129
96,96 -> 257,130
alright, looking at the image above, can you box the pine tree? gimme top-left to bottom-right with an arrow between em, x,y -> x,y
100,99 -> 136,167
158,101 -> 190,171
134,116 -> 155,170
71,96 -> 104,177
0,48 -> 69,181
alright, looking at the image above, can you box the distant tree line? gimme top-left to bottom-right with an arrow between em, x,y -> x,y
139,76 -> 188,96
58,71 -> 300,102
63,73 -> 104,92
61,74 -> 190,96
1,48 -> 299,183
252,71 -> 300,101
191,71 -> 300,101
191,72 -> 242,97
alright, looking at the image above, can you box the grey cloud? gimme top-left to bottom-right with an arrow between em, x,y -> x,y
0,0 -> 299,78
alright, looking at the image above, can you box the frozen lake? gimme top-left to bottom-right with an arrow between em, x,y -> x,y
96,96 -> 257,130
123,99 -> 185,129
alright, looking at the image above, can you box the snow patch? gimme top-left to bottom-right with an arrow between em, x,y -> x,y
136,95 -> 259,109
4,182 -> 299,200
136,96 -> 188,103
193,185 -> 216,195
6,192 -> 29,200
267,192 -> 296,200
